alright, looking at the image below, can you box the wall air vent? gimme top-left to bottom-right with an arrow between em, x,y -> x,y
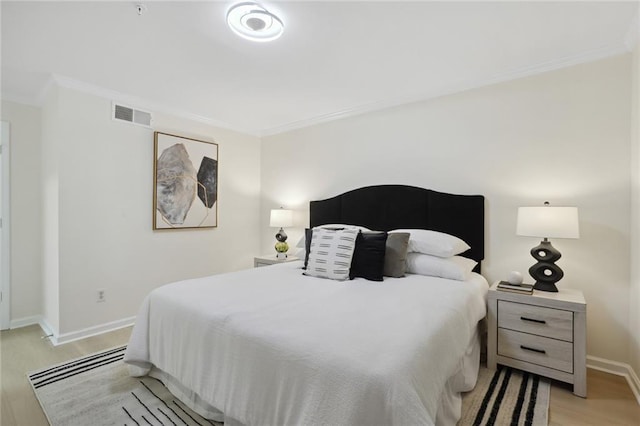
112,103 -> 152,128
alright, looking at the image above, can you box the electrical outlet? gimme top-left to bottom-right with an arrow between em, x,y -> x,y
97,289 -> 106,303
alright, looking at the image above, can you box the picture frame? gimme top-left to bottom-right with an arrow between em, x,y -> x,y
153,132 -> 218,229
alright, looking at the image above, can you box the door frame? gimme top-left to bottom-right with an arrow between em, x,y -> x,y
1,121 -> 11,330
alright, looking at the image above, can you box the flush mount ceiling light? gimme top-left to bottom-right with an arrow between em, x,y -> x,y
226,2 -> 284,42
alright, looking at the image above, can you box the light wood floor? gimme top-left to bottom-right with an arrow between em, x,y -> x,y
1,325 -> 131,426
1,325 -> 639,425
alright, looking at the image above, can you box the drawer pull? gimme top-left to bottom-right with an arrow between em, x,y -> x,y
520,345 -> 546,354
520,316 -> 546,324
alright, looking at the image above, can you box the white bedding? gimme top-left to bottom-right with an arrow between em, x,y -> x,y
124,261 -> 488,426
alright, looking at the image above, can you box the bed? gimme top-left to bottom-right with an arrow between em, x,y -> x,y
124,185 -> 488,426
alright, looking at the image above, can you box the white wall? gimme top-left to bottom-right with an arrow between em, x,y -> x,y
261,55 -> 633,365
4,53 -> 637,373
629,11 -> 640,378
40,87 -> 61,333
0,101 -> 42,323
40,86 -> 261,336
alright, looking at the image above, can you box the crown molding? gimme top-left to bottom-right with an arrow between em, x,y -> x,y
3,39 -> 633,139
34,74 -> 57,105
14,74 -> 261,137
260,42 -> 630,137
3,75 -> 60,107
0,92 -> 39,106
52,75 -> 260,136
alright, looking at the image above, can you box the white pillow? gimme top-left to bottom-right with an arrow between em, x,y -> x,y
303,228 -> 358,281
406,252 -> 477,281
293,247 -> 307,259
389,229 -> 470,258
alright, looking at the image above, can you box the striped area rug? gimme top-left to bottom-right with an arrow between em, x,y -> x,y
28,346 -> 218,426
460,365 -> 550,425
29,347 -> 549,426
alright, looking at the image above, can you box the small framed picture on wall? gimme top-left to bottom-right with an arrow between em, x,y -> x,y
153,132 -> 218,229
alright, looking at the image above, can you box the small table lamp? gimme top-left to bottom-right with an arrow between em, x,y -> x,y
270,208 -> 293,259
516,202 -> 580,292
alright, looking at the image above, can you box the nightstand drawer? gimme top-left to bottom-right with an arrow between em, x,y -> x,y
498,300 -> 573,342
488,282 -> 586,397
498,328 -> 573,373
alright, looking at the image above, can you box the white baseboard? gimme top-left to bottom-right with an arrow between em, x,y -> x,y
10,315 -> 42,329
53,316 -> 136,346
9,315 -> 135,346
33,316 -> 135,346
37,317 -> 58,344
587,355 -> 640,405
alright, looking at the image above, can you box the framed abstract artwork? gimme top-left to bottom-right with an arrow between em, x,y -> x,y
153,132 -> 218,229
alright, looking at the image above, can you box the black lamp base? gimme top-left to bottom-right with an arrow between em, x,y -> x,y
528,239 -> 563,293
533,281 -> 559,292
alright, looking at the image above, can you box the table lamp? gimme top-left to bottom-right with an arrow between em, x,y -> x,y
516,202 -> 580,292
270,208 -> 293,259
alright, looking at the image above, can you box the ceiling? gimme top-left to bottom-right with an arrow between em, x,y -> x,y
1,1 -> 638,136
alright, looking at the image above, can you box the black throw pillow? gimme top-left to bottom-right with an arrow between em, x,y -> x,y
350,231 -> 388,281
303,228 -> 313,269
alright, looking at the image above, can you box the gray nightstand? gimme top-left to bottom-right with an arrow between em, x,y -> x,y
254,254 -> 300,268
487,281 -> 587,397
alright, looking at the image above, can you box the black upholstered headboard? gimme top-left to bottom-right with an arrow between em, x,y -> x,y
309,185 -> 485,272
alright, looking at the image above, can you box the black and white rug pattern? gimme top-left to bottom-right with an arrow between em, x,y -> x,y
28,346 -> 218,426
29,346 -> 549,426
460,365 -> 550,426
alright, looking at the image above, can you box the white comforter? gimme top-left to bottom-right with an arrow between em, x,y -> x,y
124,261 -> 488,426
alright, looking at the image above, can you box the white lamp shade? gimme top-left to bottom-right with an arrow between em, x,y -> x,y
516,206 -> 580,239
270,209 -> 293,228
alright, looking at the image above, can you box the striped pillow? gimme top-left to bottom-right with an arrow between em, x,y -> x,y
304,228 -> 358,281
